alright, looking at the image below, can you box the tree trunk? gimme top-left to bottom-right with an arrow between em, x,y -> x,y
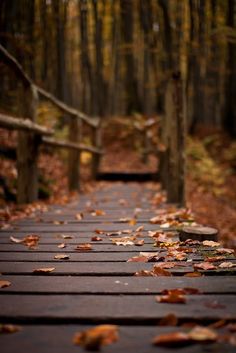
17,84 -> 39,204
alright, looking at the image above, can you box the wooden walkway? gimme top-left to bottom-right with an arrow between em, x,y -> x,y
0,183 -> 236,352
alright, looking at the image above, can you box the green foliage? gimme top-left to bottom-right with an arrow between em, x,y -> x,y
186,137 -> 228,196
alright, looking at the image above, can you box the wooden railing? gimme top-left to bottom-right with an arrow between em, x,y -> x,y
0,44 -> 103,204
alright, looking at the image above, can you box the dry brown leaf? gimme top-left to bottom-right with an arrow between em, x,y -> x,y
135,225 -> 144,232
159,313 -> 178,326
73,324 -> 118,350
202,240 -> 220,247
156,289 -> 187,304
134,239 -> 144,246
188,326 -> 217,342
0,324 -> 21,334
10,236 -> 23,243
58,243 -> 66,248
154,262 -> 175,269
127,256 -> 148,263
184,271 -> 202,277
75,213 -> 84,220
33,267 -> 55,274
121,229 -> 132,234
54,254 -> 70,260
0,280 -> 11,288
134,270 -> 154,276
205,256 -> 226,262
216,248 -> 234,255
61,234 -> 74,239
91,236 -> 102,242
22,234 -> 40,248
94,229 -> 105,234
91,210 -> 106,216
75,243 -> 92,251
129,218 -> 137,226
194,262 -> 216,271
153,332 -> 191,347
152,267 -> 172,276
218,262 -> 236,268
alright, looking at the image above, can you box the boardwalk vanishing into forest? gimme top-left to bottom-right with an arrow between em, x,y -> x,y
1,183 -> 236,352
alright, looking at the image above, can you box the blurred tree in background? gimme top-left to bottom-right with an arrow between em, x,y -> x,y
0,0 -> 236,135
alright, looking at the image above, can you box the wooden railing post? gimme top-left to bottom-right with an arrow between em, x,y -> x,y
159,72 -> 186,206
17,84 -> 39,204
91,121 -> 102,179
68,118 -> 81,191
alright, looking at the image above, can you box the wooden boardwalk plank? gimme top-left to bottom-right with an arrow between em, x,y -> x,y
1,325 -> 235,353
1,275 -> 236,294
0,294 -> 235,322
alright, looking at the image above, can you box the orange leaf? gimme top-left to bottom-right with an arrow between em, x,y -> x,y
33,267 -> 55,274
202,240 -> 220,247
75,243 -> 92,251
58,243 -> 66,248
0,280 -> 11,288
153,332 -> 191,347
91,236 -> 102,241
134,239 -> 144,246
159,313 -> 178,326
152,267 -> 172,276
54,254 -> 70,260
75,213 -> 84,220
73,325 -> 119,350
188,326 -> 217,342
0,324 -> 21,333
194,262 -> 216,271
127,256 -> 148,262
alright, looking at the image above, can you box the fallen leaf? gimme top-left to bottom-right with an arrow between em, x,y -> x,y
159,313 -> 178,326
152,267 -> 172,276
184,271 -> 202,277
61,234 -> 74,239
91,210 -> 106,216
134,270 -> 154,276
91,236 -> 102,241
135,226 -> 144,232
58,243 -> 66,248
153,332 -> 191,347
156,292 -> 186,304
134,239 -> 144,246
54,254 -> 70,260
202,240 -> 220,247
0,280 -> 11,288
0,324 -> 21,334
127,256 -> 148,262
95,229 -> 105,234
188,326 -> 217,342
218,262 -> 236,268
154,262 -> 176,269
73,325 -> 118,350
75,213 -> 84,220
205,256 -> 226,262
194,262 -> 216,271
129,218 -> 137,226
33,267 -> 55,274
216,248 -> 234,255
121,229 -> 132,234
10,236 -> 23,243
22,234 -> 40,248
75,243 -> 92,251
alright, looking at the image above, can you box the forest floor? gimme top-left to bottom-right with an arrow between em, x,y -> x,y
1,120 -> 236,247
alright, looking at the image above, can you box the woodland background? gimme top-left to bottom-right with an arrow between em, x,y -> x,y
0,0 -> 236,245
